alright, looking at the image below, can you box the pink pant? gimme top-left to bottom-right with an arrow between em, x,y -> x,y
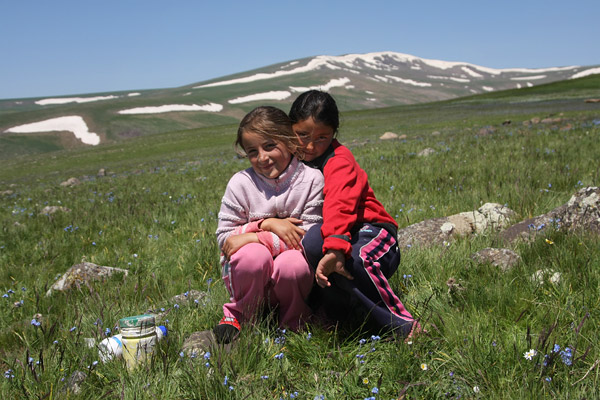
222,243 -> 313,330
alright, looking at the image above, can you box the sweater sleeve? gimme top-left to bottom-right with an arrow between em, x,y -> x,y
321,154 -> 366,256
299,168 -> 325,233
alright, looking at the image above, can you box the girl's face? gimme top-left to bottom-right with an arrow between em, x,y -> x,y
292,117 -> 335,162
241,130 -> 292,179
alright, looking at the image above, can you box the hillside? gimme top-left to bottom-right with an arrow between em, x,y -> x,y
1,51 -> 599,159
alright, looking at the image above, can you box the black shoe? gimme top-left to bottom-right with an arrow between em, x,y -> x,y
213,316 -> 240,344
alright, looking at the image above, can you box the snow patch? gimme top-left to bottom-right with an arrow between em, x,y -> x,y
482,86 -> 494,92
118,103 -> 223,114
571,67 -> 600,79
511,75 -> 547,81
289,77 -> 351,93
462,67 -> 483,78
384,75 -> 432,87
5,116 -> 100,145
450,77 -> 470,83
127,93 -> 141,97
228,91 -> 291,104
36,95 -> 118,106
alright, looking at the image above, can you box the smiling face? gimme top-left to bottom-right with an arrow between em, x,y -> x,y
241,130 -> 292,179
292,117 -> 335,162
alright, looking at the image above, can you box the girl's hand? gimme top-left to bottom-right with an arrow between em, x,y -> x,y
222,233 -> 259,259
315,250 -> 353,288
260,218 -> 305,249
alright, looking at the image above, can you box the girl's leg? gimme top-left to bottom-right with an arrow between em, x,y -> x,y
270,249 -> 313,330
348,224 -> 416,336
223,242 -> 272,324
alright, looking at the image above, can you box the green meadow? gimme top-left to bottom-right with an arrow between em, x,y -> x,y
1,76 -> 599,399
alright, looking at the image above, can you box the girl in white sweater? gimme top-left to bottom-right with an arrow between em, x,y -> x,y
214,106 -> 324,343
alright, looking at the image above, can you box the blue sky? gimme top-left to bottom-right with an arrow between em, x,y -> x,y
2,0 -> 598,99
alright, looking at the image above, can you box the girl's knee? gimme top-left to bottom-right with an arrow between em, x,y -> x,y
273,250 -> 312,281
229,243 -> 272,273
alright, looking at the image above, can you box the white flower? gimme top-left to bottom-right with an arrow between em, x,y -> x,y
473,386 -> 480,393
523,349 -> 537,360
420,363 -> 428,371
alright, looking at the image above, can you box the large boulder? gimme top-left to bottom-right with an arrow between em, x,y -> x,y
397,203 -> 515,249
500,186 -> 600,243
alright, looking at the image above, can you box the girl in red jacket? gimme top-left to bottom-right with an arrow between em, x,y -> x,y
289,90 -> 419,338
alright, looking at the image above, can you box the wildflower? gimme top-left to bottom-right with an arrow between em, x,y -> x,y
105,327 -> 111,336
274,352 -> 284,360
261,375 -> 269,380
223,375 -> 229,386
69,326 -> 77,332
560,347 -> 573,366
359,338 -> 367,346
371,335 -> 381,342
179,352 -> 185,358
91,361 -> 98,367
2,293 -> 8,298
4,369 -> 15,379
362,377 -> 369,384
545,238 -> 554,245
371,387 -> 379,394
524,349 -> 537,360
307,332 -> 312,340
553,344 -> 560,353
204,352 -> 211,360
31,318 -> 41,327
174,303 -> 179,310
449,371 -> 454,377
421,363 -> 428,370
545,377 -> 552,382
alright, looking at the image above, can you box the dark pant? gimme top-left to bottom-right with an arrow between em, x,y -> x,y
302,223 -> 415,336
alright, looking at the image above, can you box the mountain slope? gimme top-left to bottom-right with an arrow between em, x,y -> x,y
1,51 -> 599,157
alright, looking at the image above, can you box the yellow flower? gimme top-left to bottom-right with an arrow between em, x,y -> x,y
420,363 -> 428,371
545,238 -> 554,245
362,377 -> 369,385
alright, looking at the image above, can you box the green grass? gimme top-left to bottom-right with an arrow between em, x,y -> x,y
1,80 -> 600,399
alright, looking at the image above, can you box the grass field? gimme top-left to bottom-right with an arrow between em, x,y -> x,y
1,77 -> 599,399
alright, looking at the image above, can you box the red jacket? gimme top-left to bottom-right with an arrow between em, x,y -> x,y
305,139 -> 397,256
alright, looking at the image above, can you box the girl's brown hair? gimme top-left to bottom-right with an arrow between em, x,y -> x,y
235,106 -> 302,158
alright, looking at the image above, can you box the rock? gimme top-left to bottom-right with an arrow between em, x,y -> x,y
531,269 -> 561,285
398,134 -> 408,140
182,330 -> 232,356
61,370 -> 87,395
500,186 -> 600,243
60,177 -> 81,187
40,206 -> 71,215
471,248 -> 521,272
170,290 -> 208,305
380,132 -> 399,140
446,277 -> 465,294
541,117 -> 563,124
584,99 -> 600,103
417,148 -> 435,157
397,203 -> 516,249
478,126 -> 496,136
1,190 -> 14,196
47,262 -> 129,296
431,131 -> 441,136
97,168 -> 106,177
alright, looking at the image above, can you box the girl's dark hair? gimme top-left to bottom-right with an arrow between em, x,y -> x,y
235,106 -> 300,157
289,90 -> 339,134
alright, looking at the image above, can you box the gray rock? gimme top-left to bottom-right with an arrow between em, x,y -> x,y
47,262 -> 129,296
1,190 -> 14,196
380,132 -> 399,140
500,186 -> 600,243
182,330 -> 232,356
170,290 -> 208,305
40,206 -> 71,215
60,177 -> 81,187
417,148 -> 436,157
471,248 -> 521,272
61,370 -> 87,395
397,203 -> 516,249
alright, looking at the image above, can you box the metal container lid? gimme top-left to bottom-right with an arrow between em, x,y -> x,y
118,314 -> 156,329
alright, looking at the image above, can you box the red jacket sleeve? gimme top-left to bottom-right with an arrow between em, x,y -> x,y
321,152 -> 368,257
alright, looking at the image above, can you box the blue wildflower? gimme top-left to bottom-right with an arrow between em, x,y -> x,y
31,318 -> 41,327
553,344 -> 560,353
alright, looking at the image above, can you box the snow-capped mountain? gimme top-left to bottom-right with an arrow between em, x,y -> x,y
1,51 -> 599,153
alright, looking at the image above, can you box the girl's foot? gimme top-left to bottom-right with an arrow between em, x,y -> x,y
213,316 -> 241,344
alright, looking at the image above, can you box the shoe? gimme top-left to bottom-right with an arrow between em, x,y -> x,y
213,316 -> 240,344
